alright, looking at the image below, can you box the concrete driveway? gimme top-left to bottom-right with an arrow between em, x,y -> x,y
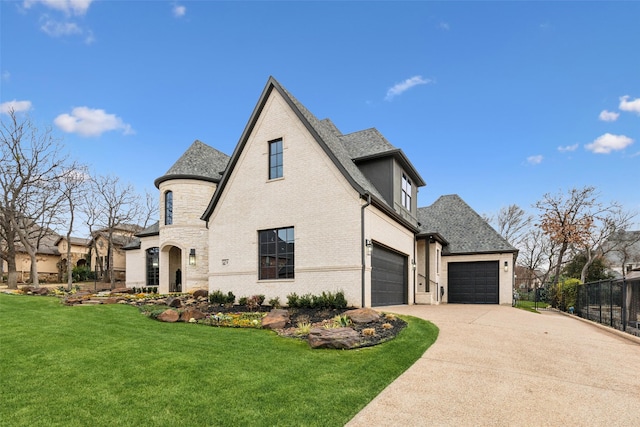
347,304 -> 640,427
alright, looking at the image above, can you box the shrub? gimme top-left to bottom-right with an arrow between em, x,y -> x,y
298,293 -> 313,308
295,322 -> 312,336
247,295 -> 265,311
238,297 -> 248,306
209,290 -> 228,305
268,296 -> 281,308
72,265 -> 92,282
332,314 -> 352,328
382,323 -> 393,330
286,293 -> 299,308
362,328 -> 376,336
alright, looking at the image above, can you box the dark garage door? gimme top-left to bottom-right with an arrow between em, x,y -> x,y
448,261 -> 499,304
371,244 -> 407,306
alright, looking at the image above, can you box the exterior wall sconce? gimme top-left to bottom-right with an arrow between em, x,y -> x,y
504,261 -> 509,272
411,259 -> 417,270
189,248 -> 196,266
365,239 -> 373,256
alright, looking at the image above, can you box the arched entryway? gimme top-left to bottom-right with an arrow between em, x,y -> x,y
162,245 -> 182,293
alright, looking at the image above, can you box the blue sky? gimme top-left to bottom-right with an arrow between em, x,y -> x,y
2,0 -> 639,229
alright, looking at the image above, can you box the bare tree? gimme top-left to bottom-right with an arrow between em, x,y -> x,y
59,165 -> 90,290
603,230 -> 640,279
534,186 -> 599,287
576,206 -> 637,283
90,174 -> 142,289
0,109 -> 69,289
495,204 -> 533,248
140,189 -> 159,229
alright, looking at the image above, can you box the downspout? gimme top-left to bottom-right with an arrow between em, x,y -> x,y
361,193 -> 371,308
413,239 -> 417,305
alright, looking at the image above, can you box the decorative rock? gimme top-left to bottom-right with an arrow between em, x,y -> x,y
180,308 -> 206,322
104,297 -> 126,304
193,289 -> 208,298
111,287 -> 133,294
308,327 -> 361,349
344,308 -> 381,324
63,297 -> 84,305
166,297 -> 182,308
33,287 -> 50,295
157,309 -> 179,322
261,309 -> 290,329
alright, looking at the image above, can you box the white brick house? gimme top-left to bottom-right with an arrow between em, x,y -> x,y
125,77 -> 516,307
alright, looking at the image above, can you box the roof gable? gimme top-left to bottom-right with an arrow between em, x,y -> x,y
418,194 -> 517,254
202,77 -> 393,222
155,140 -> 230,188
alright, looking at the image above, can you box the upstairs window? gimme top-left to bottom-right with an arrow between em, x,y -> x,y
259,227 -> 294,280
269,139 -> 283,179
165,190 -> 173,225
401,174 -> 412,210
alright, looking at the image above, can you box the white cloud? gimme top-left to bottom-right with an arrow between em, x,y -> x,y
173,4 -> 186,18
439,22 -> 450,31
385,75 -> 432,101
40,18 -> 81,36
54,107 -> 134,137
1,71 -> 10,82
585,133 -> 634,154
619,95 -> 640,115
558,144 -> 578,153
527,155 -> 543,165
598,110 -> 619,122
1,100 -> 33,114
23,0 -> 93,16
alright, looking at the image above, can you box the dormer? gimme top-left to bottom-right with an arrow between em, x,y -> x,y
339,127 -> 426,224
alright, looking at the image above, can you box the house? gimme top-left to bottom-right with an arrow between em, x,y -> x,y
602,230 -> 640,279
125,77 -> 516,306
55,236 -> 91,273
89,225 -> 141,282
2,232 -> 62,283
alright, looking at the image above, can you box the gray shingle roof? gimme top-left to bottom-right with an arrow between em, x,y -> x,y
418,194 -> 517,255
340,128 -> 396,159
155,140 -> 230,188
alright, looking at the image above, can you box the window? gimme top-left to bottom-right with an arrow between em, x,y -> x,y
164,191 -> 173,225
401,174 -> 412,210
269,139 -> 283,179
259,227 -> 294,280
146,247 -> 159,286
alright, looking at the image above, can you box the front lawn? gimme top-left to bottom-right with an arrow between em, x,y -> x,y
514,299 -> 549,313
0,294 -> 438,426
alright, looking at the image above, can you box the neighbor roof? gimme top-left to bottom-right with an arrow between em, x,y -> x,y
155,140 -> 230,188
417,194 -> 517,255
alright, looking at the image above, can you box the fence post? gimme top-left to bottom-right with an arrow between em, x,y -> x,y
622,277 -> 627,332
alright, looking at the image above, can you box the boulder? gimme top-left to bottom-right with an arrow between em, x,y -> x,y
157,309 -> 179,323
166,297 -> 183,308
63,296 -> 84,306
344,308 -> 380,324
308,327 -> 361,349
111,287 -> 134,294
104,297 -> 126,304
262,309 -> 290,330
180,308 -> 206,322
33,287 -> 50,296
193,289 -> 208,299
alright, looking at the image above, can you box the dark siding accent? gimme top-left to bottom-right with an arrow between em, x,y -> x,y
371,244 -> 407,306
357,158 -> 394,207
448,261 -> 499,304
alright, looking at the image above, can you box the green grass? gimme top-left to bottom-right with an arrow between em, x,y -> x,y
514,300 -> 549,313
0,294 -> 438,427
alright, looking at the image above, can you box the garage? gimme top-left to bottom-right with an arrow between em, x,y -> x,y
371,244 -> 408,306
448,261 -> 499,304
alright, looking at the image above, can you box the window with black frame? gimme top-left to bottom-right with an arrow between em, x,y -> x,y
164,191 -> 173,225
146,247 -> 159,286
259,227 -> 294,280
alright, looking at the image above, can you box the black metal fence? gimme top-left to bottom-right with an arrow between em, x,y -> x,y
575,278 -> 640,337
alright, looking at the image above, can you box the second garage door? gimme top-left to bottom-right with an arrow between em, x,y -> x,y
371,244 -> 407,306
448,261 -> 499,304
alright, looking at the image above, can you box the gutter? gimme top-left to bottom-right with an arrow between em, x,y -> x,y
361,192 -> 371,308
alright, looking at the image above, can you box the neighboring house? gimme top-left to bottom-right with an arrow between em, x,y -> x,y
514,265 -> 543,291
55,236 -> 91,273
90,225 -> 141,282
602,230 -> 640,279
125,77 -> 516,306
3,232 -> 61,283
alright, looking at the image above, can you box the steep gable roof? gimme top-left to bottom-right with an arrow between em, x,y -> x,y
155,140 -> 230,188
201,77 -> 419,231
417,194 -> 517,255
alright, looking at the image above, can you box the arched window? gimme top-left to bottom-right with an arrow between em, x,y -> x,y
164,191 -> 173,225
